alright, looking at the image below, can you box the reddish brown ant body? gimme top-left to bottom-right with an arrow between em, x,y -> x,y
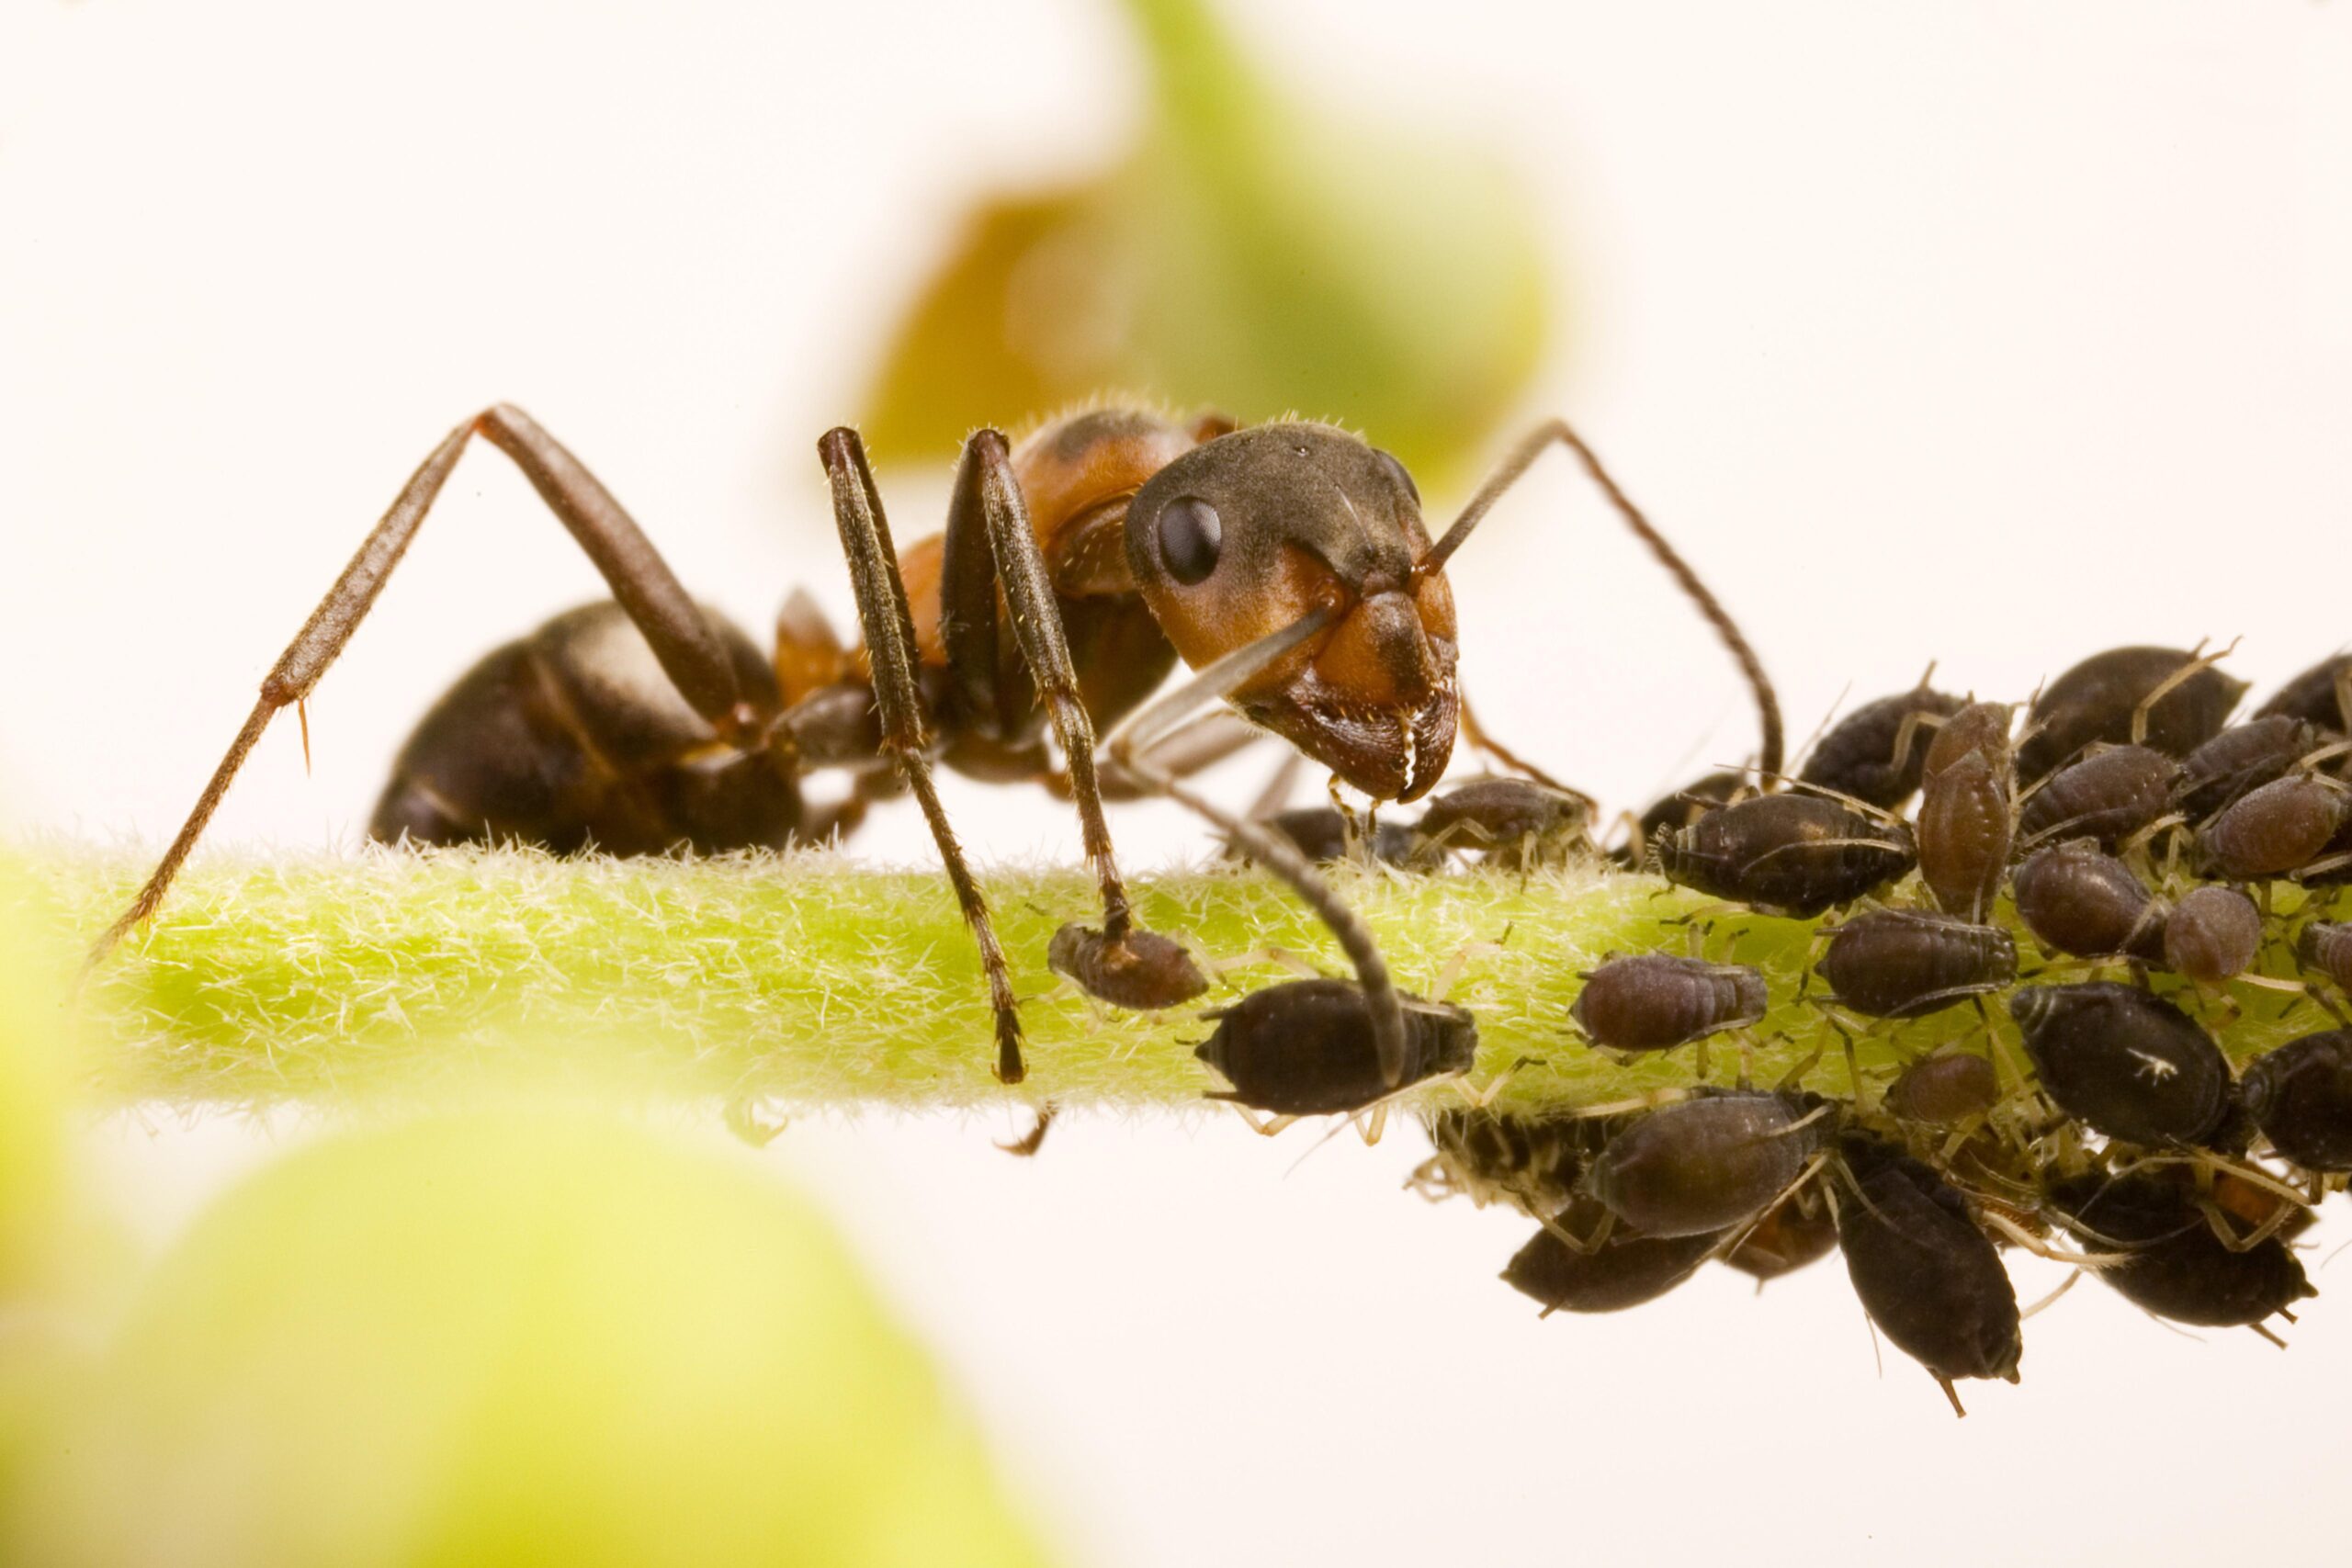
92,404 -> 1781,1088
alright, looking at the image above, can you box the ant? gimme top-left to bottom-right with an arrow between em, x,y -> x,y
92,401 -> 1782,1087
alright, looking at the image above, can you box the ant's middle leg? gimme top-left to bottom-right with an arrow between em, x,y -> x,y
818,427 -> 1029,1085
94,404 -> 763,961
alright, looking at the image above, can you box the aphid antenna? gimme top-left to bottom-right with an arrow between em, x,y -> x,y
2017,1268 -> 2086,1322
2129,637 -> 2242,749
1786,680 -> 1855,777
1742,767 -> 1910,831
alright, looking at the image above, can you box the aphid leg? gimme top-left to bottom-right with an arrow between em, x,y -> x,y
946,431 -> 1207,1010
2128,638 -> 2239,746
1426,418 -> 1785,780
996,1102 -> 1057,1158
94,406 -> 763,963
820,427 -> 1028,1084
2018,1269 -> 2086,1322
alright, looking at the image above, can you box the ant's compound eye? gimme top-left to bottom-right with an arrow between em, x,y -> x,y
1157,496 -> 1223,585
1376,450 -> 1419,507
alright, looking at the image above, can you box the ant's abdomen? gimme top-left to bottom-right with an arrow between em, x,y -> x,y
369,601 -> 799,856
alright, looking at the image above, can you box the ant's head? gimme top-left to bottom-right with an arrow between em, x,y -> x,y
1126,423 -> 1458,801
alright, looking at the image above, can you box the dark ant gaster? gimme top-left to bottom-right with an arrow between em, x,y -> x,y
91,406 -> 1782,1087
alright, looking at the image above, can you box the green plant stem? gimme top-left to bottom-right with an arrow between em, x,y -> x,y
14,847 -> 2334,1115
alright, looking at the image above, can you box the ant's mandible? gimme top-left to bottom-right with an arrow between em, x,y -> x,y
93,401 -> 1783,1085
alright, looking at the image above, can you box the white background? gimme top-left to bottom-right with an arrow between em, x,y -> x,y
5,2 -> 2351,1563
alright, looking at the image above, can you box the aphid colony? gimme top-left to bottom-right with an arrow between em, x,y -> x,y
1209,644 -> 2352,1415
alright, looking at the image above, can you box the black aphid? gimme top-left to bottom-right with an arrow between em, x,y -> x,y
2008,982 -> 2231,1147
1583,1091 -> 1830,1238
1195,978 -> 1476,1115
2011,840 -> 2167,961
1502,1199 -> 1724,1314
1798,684 -> 1964,808
2017,645 -> 2247,783
1419,1108 -> 1617,1216
1047,925 -> 1209,1010
1815,910 -> 2017,1019
2301,920 -> 2352,992
2237,1030 -> 2352,1171
2018,744 -> 2178,850
2049,1171 -> 2313,1329
1623,769 -> 1749,867
2196,773 -> 2352,880
1836,1136 -> 2021,1416
1230,807 -> 1417,867
2162,885 -> 2264,985
2254,651 -> 2352,734
1885,1052 -> 2001,1126
1412,777 -> 1592,867
1656,795 -> 1915,918
2176,716 -> 2330,822
1570,954 -> 1768,1052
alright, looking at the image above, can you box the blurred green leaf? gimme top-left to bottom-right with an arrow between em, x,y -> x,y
12,1106 -> 1051,1568
862,0 -> 1553,489
0,853 -> 71,1292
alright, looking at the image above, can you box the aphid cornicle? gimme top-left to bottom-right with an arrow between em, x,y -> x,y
1582,1091 -> 1831,1238
2007,982 -> 2232,1148
1814,910 -> 2016,1020
1915,700 -> 2013,922
2196,773 -> 2352,880
1568,954 -> 1768,1054
2016,645 -> 2247,784
2237,1031 -> 2352,1171
2175,716 -> 2331,823
2161,884 -> 2263,986
1193,977 -> 1477,1116
2049,1171 -> 2314,1330
98,404 -> 1787,1089
1834,1137 -> 2021,1416
2010,840 -> 2168,962
1502,1200 -> 1724,1314
1797,682 -> 1964,809
1655,795 -> 1916,918
2017,744 -> 2178,851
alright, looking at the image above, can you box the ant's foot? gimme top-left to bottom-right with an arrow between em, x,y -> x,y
1047,924 -> 1209,1010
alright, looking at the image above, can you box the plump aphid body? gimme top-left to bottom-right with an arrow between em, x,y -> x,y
1570,954 -> 1768,1052
2011,840 -> 2167,961
1798,685 -> 1964,809
1622,770 -> 1748,867
2162,885 -> 2264,985
1411,777 -> 1591,867
2255,652 -> 2352,733
2018,744 -> 2177,851
2197,774 -> 2352,879
1885,1052 -> 2001,1126
1656,795 -> 1916,919
1721,1195 -> 1839,1282
1836,1138 -> 2021,1412
2050,1172 -> 2313,1328
1502,1200 -> 1723,1314
1583,1091 -> 1829,1238
1195,978 -> 1476,1115
2176,717 -> 2330,823
2238,1031 -> 2352,1171
2008,983 -> 2231,1147
1815,911 -> 2017,1020
2017,646 -> 2247,783
1916,701 -> 2015,921
1046,924 -> 1208,1010
373,601 -> 804,854
1418,1108 -> 1617,1216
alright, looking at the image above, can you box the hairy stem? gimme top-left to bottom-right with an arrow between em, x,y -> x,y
12,846 -> 2333,1114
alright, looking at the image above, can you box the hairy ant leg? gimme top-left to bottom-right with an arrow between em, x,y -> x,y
94,405 -> 761,963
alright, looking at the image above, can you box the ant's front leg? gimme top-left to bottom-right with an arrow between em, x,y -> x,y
938,431 -> 1208,1012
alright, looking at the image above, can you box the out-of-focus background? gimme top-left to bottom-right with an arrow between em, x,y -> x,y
3,1 -> 2350,1562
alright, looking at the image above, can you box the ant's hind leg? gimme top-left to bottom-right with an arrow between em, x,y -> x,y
93,405 -> 760,962
944,431 -> 1208,1012
819,427 -> 1029,1085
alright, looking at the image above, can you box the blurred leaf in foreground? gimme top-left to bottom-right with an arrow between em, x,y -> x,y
862,0 -> 1554,488
0,852 -> 70,1292
12,1106 -> 1049,1568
